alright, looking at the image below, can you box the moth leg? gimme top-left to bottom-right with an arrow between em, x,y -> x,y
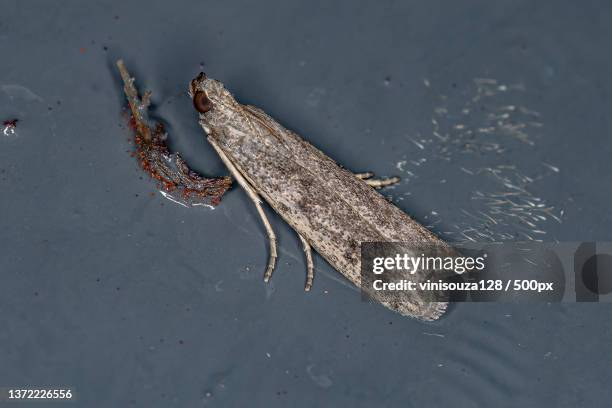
364,176 -> 400,188
355,172 -> 375,180
354,172 -> 401,189
208,138 -> 278,282
298,233 -> 314,291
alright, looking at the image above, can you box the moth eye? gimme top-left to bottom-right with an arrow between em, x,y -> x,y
193,91 -> 213,113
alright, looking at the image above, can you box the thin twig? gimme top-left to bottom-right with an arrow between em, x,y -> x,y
116,59 -> 232,205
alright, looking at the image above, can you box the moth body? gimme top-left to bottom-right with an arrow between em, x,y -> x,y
190,75 -> 449,321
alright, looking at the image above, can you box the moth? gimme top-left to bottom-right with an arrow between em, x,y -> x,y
117,60 -> 449,321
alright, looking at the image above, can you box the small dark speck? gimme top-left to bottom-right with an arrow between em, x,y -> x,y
96,278 -> 100,282
34,291 -> 39,296
178,340 -> 184,345
103,45 -> 108,51
452,83 -> 457,88
116,287 -> 120,291
383,76 -> 391,86
388,321 -> 393,325
114,15 -> 119,20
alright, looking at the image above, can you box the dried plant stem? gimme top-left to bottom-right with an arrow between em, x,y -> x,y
116,59 -> 232,205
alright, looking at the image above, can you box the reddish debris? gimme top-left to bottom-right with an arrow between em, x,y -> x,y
128,114 -> 231,205
2,119 -> 18,135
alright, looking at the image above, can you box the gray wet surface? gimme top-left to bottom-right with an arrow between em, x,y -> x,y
1,1 -> 611,407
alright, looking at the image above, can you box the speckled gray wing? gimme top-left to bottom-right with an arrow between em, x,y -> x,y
206,103 -> 448,321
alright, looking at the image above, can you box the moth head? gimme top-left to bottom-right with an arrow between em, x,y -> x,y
189,72 -> 230,115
